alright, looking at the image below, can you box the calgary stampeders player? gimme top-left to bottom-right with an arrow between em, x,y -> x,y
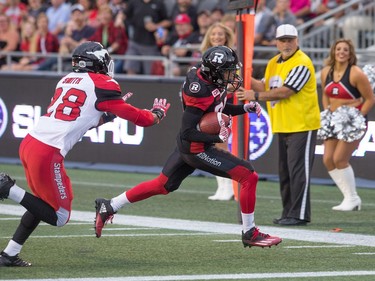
0,41 -> 170,267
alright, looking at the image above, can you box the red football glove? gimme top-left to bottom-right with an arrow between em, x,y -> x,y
244,101 -> 262,117
218,119 -> 231,142
151,98 -> 171,121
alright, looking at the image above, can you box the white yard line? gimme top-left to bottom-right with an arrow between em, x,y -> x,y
1,271 -> 375,281
2,204 -> 375,280
1,203 -> 375,247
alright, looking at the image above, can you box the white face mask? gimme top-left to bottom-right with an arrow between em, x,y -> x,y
107,59 -> 114,78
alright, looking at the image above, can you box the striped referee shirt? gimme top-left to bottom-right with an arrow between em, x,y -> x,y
264,49 -> 321,133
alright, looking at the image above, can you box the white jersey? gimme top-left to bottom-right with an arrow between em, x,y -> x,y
30,72 -> 122,157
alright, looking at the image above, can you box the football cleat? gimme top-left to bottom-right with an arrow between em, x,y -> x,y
242,227 -> 282,248
0,173 -> 15,200
0,251 -> 32,267
94,198 -> 116,238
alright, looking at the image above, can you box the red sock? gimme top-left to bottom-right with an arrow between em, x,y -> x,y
229,167 -> 258,213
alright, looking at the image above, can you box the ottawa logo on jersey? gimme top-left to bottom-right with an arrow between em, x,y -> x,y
189,82 -> 201,93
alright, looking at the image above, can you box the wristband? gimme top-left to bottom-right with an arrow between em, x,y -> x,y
254,92 -> 259,101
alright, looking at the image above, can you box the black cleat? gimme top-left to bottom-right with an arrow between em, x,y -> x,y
0,173 -> 15,200
242,227 -> 282,248
94,198 -> 116,238
0,251 -> 32,267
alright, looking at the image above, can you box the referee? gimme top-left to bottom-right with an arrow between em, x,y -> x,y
236,24 -> 320,226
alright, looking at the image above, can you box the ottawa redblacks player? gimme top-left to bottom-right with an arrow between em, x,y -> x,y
95,45 -> 282,248
0,41 -> 170,267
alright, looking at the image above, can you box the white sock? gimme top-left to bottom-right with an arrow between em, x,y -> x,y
110,192 -> 130,212
8,184 -> 26,203
3,240 -> 23,256
241,212 -> 255,233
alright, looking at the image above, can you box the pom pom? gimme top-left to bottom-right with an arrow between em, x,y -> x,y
363,64 -> 375,94
317,109 -> 334,140
331,106 -> 366,142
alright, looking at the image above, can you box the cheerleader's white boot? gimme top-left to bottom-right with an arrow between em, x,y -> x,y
208,176 -> 234,201
329,166 -> 362,211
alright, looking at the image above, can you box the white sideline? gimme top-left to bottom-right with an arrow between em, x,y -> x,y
1,203 -> 375,247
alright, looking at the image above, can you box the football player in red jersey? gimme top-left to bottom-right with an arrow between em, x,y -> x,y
95,46 -> 282,248
0,41 -> 170,267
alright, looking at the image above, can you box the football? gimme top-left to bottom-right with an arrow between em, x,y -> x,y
197,112 -> 230,135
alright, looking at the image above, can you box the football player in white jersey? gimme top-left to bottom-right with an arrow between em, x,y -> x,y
0,41 -> 170,267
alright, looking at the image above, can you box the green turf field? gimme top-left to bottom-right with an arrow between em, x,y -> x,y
0,163 -> 375,281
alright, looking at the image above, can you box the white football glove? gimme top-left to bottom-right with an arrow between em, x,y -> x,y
244,101 -> 261,117
218,119 -> 231,143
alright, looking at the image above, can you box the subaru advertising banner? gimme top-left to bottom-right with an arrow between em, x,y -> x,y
1,74 -> 375,180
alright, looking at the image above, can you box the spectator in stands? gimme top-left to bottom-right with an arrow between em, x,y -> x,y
27,0 -> 47,22
86,0 -> 111,29
272,0 -> 298,26
109,0 -> 127,19
265,0 -> 277,10
290,0 -> 312,24
254,0 -> 275,46
0,0 -> 6,14
170,0 -> 198,31
160,13 -> 193,76
88,4 -> 127,73
123,0 -> 171,75
1,18 -> 36,70
320,38 -> 375,211
78,0 -> 97,28
45,0 -> 71,40
59,4 -> 95,70
200,22 -> 234,54
186,9 -> 211,46
341,0 -> 374,49
4,0 -> 27,28
210,7 -> 225,23
0,13 -> 20,69
5,13 -> 59,71
18,19 -> 37,53
253,0 -> 279,78
196,0 -> 227,15
60,4 -> 95,54
221,13 -> 237,47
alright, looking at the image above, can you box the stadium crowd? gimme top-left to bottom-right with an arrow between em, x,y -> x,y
0,0 -> 368,75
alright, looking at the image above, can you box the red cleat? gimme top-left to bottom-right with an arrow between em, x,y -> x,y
242,227 -> 282,248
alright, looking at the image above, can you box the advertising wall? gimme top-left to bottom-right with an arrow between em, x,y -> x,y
1,74 -> 375,180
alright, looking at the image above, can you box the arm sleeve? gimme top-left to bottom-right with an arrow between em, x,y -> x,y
97,99 -> 155,127
222,103 -> 246,116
